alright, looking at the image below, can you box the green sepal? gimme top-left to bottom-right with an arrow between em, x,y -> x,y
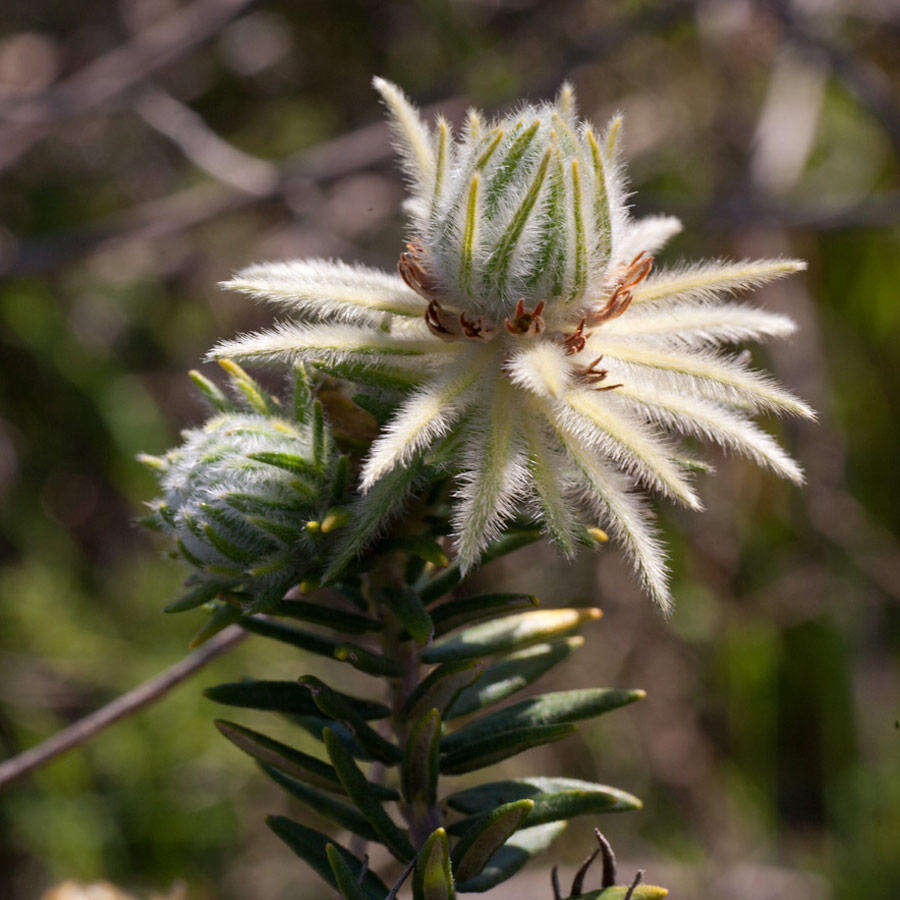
380,585 -> 434,645
413,828 -> 455,900
455,821 -> 566,893
431,593 -> 539,637
262,764 -> 378,841
401,659 -> 484,723
323,728 -> 415,863
445,778 -> 642,832
441,688 -> 645,754
204,679 -> 389,720
451,798 -> 534,884
326,843 -> 369,900
447,637 -> 583,720
439,723 -> 576,775
421,608 -> 600,664
213,719 -> 397,799
266,816 -> 389,899
298,675 -> 402,765
219,358 -> 278,415
402,709 -> 440,812
268,598 -> 381,634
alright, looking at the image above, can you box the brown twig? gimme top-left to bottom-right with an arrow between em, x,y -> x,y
0,624 -> 246,792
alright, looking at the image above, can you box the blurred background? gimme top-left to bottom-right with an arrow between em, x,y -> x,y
0,0 -> 897,897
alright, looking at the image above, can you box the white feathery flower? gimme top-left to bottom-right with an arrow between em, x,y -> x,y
208,78 -> 814,609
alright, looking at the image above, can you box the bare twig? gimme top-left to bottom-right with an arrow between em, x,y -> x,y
0,0 -> 256,172
135,87 -> 280,196
0,624 -> 246,791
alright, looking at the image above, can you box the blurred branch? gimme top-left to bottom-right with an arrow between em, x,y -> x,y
759,0 -> 900,157
0,624 -> 246,792
0,0 -> 256,173
135,86 -> 280,196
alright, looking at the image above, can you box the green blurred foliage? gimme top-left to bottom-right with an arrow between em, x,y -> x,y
0,1 -> 897,897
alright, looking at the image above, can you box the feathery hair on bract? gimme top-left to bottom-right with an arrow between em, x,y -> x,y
208,78 -> 814,610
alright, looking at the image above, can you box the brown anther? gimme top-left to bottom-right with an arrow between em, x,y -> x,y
575,355 -> 622,392
505,298 -> 546,336
424,299 -> 460,340
586,251 -> 654,327
459,310 -> 495,342
563,318 -> 588,355
398,239 -> 441,300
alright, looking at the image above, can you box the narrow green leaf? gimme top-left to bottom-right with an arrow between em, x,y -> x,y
326,843 -> 369,900
263,764 -> 377,841
439,723 -> 576,775
421,608 -> 600,664
419,529 -> 543,605
189,369 -> 233,411
314,359 -> 425,392
397,535 -> 449,567
572,887 -> 668,900
445,778 -> 641,832
381,585 -> 434,645
248,450 -> 319,478
334,642 -> 405,678
311,398 -> 326,469
205,679 -> 389,720
431,593 -> 539,637
214,719 -> 397,799
451,799 -> 534,884
294,715 -> 372,761
269,598 -> 381,634
266,816 -> 389,899
446,637 -> 584,720
441,688 -> 645,754
323,728 -> 415,862
485,120 -> 539,215
218,358 -> 276,414
163,580 -> 228,614
188,603 -> 241,648
459,173 -> 479,295
401,659 -> 484,723
299,675 -> 402,765
402,709 -> 440,814
293,361 -> 313,424
568,157 -> 587,301
586,128 -> 611,265
455,822 -> 566,893
413,828 -> 455,900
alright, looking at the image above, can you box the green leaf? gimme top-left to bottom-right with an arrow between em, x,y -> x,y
219,358 -> 278,414
402,709 -> 440,814
188,603 -> 242,648
381,585 -> 434,645
446,778 -> 642,832
455,822 -> 566,893
441,688 -> 645,754
248,450 -> 319,478
421,608 -> 600,664
326,843 -> 369,900
419,529 -> 542,605
451,799 -> 534,884
205,679 -> 389,720
188,369 -> 234,411
269,598 -> 381,634
294,715 -> 373,761
316,359 -> 425,392
439,723 -> 576,775
401,660 -> 484,723
262,764 -> 378,841
413,828 -> 455,900
572,887 -> 668,900
163,580 -> 228,614
298,675 -> 402,765
447,637 -> 583,720
431,593 -> 539,637
214,719 -> 397,799
293,362 -> 314,424
239,616 -> 402,677
323,728 -> 415,862
324,454 -> 426,582
266,816 -> 388,899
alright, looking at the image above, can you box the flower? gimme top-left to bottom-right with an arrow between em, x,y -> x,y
209,78 -> 813,609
